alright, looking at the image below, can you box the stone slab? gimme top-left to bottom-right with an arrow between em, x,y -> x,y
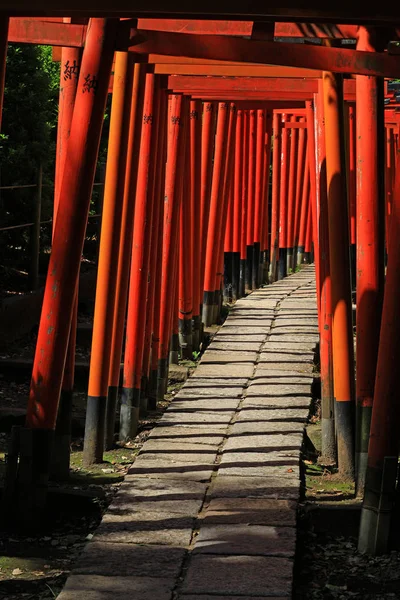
268,335 -> 318,345
223,433 -> 303,452
74,542 -> 186,577
114,477 -> 206,515
256,363 -> 315,374
176,386 -> 243,397
193,524 -> 296,557
179,596 -> 285,600
218,456 -> 300,478
136,450 -> 217,465
236,407 -> 310,422
184,377 -> 248,387
215,333 -> 267,342
148,426 -> 226,445
181,555 -> 293,597
57,575 -> 175,600
96,511 -> 194,546
207,341 -> 263,351
221,326 -> 272,335
200,352 -> 257,364
193,364 -> 255,378
168,399 -> 239,412
251,372 -> 314,382
203,497 -> 296,526
258,352 -> 314,364
158,410 -> 233,425
242,397 -> 311,410
127,459 -> 215,482
230,421 -> 305,435
245,383 -> 312,396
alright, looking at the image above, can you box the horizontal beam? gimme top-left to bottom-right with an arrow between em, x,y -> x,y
128,29 -> 400,77
167,75 -> 356,94
153,63 -> 323,77
8,17 -> 86,46
1,2 -> 399,25
138,19 -> 360,38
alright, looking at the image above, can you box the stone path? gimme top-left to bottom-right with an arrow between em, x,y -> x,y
58,266 -> 318,600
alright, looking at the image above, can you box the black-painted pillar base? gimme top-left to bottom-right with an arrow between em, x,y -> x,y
169,332 -> 180,364
192,315 -> 201,352
223,252 -> 233,303
297,245 -> 305,268
202,290 -> 215,327
83,395 -> 107,465
304,251 -> 311,264
286,246 -> 294,273
278,248 -> 287,280
148,368 -> 158,410
104,386 -> 118,450
179,317 -> 193,359
231,252 -> 240,301
239,258 -> 246,298
119,387 -> 140,443
252,242 -> 261,289
157,357 -> 168,402
245,245 -> 253,293
335,400 -> 355,480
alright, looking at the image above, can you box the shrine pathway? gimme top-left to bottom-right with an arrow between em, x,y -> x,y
58,265 -> 318,600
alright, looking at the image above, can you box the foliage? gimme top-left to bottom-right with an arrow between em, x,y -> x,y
0,44 -> 60,264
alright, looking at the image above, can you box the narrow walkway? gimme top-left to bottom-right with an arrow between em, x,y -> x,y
58,266 -> 318,599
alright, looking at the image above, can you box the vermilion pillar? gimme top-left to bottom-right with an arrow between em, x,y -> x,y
358,140 -> 400,555
232,109 -> 243,301
215,103 -> 237,321
253,109 -> 266,289
322,72 -> 355,480
315,91 -> 336,465
119,73 -> 156,443
260,111 -> 273,284
203,102 -> 229,326
107,63 -> 145,442
278,113 -> 289,280
293,119 -> 306,269
83,52 -> 133,464
286,115 -> 298,272
246,109 -> 257,292
179,118 -> 193,358
270,112 -> 281,282
200,102 -> 216,324
52,43 -> 81,477
190,100 -> 202,351
240,111 -> 249,297
304,197 -> 312,261
140,82 -> 162,413
297,148 -> 310,266
26,18 -> 117,483
348,103 -> 357,287
355,27 -> 385,496
157,94 -> 185,397
224,178 -> 234,303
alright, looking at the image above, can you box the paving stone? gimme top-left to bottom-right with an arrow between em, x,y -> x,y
246,383 -> 312,396
148,426 -> 226,445
193,524 -> 296,557
184,377 -> 249,387
158,410 -> 233,425
112,477 -> 207,515
200,352 -> 257,364
207,341 -> 263,351
256,363 -> 315,374
271,326 -> 319,334
242,397 -> 311,410
230,421 -> 305,435
75,542 -> 186,577
268,335 -> 318,345
251,372 -> 314,382
57,575 -> 175,600
175,385 -> 243,397
236,407 -> 310,422
96,511 -> 194,546
137,449 -> 218,464
218,453 -> 300,478
215,333 -> 267,342
168,399 -> 239,412
181,555 -> 293,597
258,352 -> 314,364
223,433 -> 303,453
221,320 -> 272,329
202,497 -> 296,526
221,326 -> 272,335
193,363 -> 255,377
127,459 -> 215,481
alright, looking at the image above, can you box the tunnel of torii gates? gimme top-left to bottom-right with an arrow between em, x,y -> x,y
2,14 -> 400,554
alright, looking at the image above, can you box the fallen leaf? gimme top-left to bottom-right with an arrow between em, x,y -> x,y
12,568 -> 22,576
